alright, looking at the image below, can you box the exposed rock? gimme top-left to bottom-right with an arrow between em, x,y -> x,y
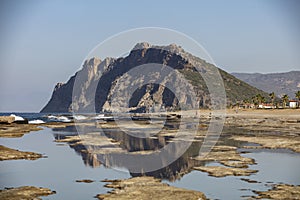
0,145 -> 42,161
0,123 -> 42,138
132,42 -> 151,50
96,176 -> 206,200
224,111 -> 300,135
194,145 -> 255,168
54,135 -> 81,143
253,184 -> 300,199
0,116 -> 15,124
231,135 -> 300,153
0,186 -> 55,200
240,178 -> 261,183
194,166 -> 258,177
42,122 -> 75,128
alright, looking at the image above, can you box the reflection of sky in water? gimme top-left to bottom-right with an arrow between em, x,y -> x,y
167,150 -> 300,199
0,128 -> 130,200
245,151 -> 300,185
1,127 -> 300,200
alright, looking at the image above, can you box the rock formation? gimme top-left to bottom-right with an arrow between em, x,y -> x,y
41,43 -> 267,113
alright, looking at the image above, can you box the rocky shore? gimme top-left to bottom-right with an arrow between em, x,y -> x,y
1,109 -> 300,199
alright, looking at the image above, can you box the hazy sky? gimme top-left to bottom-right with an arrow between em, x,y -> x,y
0,0 -> 299,112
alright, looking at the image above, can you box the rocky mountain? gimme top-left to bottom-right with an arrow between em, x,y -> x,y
232,71 -> 300,99
41,43 -> 268,113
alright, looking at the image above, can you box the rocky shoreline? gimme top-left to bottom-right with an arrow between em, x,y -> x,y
1,109 -> 300,199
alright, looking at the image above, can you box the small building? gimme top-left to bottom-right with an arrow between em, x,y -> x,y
258,103 -> 276,109
289,100 -> 299,108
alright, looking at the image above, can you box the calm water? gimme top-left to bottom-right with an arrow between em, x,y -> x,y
1,114 -> 300,199
0,129 -> 130,200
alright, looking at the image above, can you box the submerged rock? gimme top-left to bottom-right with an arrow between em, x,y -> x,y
97,176 -> 206,200
75,179 -> 94,183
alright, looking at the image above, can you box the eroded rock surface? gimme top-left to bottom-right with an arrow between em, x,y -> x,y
231,135 -> 300,153
0,186 -> 55,200
96,176 -> 206,200
253,184 -> 300,199
194,145 -> 255,169
0,123 -> 42,138
194,166 -> 258,177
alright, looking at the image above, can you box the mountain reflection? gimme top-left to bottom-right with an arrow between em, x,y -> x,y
52,117 -> 209,181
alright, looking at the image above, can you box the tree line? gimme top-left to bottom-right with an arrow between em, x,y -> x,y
239,91 -> 300,109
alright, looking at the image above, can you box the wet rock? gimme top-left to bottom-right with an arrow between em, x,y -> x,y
193,166 -> 258,177
97,176 -> 206,200
0,145 -> 42,161
240,178 -> 260,183
253,184 -> 300,199
0,186 -> 55,200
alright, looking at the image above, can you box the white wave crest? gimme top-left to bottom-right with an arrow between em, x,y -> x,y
73,115 -> 87,120
10,114 -> 25,121
29,119 -> 45,124
57,116 -> 71,122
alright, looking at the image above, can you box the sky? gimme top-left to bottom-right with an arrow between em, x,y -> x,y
0,0 -> 300,112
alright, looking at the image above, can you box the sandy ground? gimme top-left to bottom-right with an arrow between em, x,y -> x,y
178,108 -> 300,118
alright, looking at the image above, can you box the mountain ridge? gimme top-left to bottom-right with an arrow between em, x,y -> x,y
232,71 -> 300,99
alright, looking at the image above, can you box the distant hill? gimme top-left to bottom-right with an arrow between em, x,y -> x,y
41,43 -> 269,113
232,71 -> 300,99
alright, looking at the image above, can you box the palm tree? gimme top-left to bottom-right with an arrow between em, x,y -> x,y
252,96 -> 258,108
295,91 -> 300,108
269,92 -> 275,107
256,94 -> 265,105
281,94 -> 289,108
295,91 -> 300,101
